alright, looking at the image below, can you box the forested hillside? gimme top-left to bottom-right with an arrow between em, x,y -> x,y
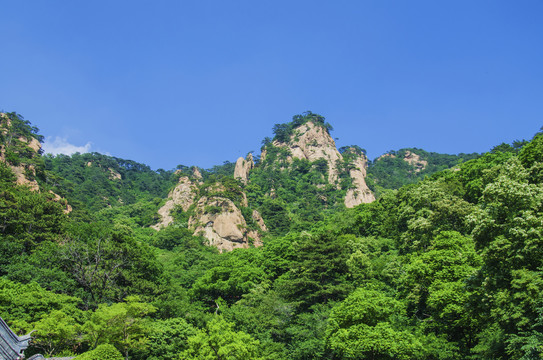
366,148 -> 480,196
0,111 -> 541,359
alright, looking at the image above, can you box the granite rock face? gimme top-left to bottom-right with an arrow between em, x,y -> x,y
263,121 -> 375,207
343,149 -> 375,208
272,121 -> 342,183
188,196 -> 264,252
234,154 -> 254,184
403,150 -> 428,172
152,176 -> 198,230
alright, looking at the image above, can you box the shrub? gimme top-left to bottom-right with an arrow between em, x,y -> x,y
75,344 -> 123,360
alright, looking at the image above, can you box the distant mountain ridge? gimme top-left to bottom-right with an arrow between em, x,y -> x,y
367,147 -> 480,195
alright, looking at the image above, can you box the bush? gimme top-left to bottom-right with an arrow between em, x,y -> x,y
75,344 -> 123,360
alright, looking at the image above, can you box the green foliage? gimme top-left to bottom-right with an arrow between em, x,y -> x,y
32,310 -> 80,356
144,318 -> 197,360
271,111 -> 332,144
75,344 -> 123,360
0,182 -> 66,254
366,147 -> 479,195
0,112 -> 45,180
248,155 -> 345,233
326,287 -> 428,360
519,133 -> 543,168
44,152 -> 174,215
1,111 -> 542,360
152,226 -> 196,250
60,222 -> 164,307
275,231 -> 353,311
191,248 -> 269,305
82,296 -> 156,358
0,278 -> 82,333
198,175 -> 245,206
180,316 -> 263,360
205,161 -> 236,178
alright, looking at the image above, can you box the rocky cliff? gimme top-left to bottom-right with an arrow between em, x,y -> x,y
152,176 -> 198,230
234,154 -> 254,184
260,119 -> 374,207
153,176 -> 266,251
343,149 -> 375,207
188,195 -> 264,252
271,121 -> 342,183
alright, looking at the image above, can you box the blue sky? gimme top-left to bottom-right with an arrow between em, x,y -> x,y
1,1 -> 542,170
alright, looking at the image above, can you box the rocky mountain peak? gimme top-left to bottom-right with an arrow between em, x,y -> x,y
271,121 -> 342,183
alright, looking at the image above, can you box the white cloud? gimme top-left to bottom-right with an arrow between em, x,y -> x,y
42,136 -> 92,155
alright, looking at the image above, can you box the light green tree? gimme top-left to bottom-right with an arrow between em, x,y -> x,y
32,310 -> 80,357
326,287 -> 428,359
180,316 -> 262,360
82,296 -> 156,360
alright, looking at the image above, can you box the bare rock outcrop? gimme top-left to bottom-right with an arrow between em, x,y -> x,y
273,121 -> 342,183
152,176 -> 265,251
234,154 -> 254,184
403,150 -> 428,172
108,168 -> 122,181
252,209 -> 268,232
192,166 -> 203,181
152,176 -> 197,230
261,120 -> 376,205
189,196 -> 262,252
344,151 -> 375,208
48,191 -> 73,214
377,153 -> 396,161
376,151 -> 427,173
10,165 -> 40,191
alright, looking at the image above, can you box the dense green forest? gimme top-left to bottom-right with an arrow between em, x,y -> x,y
0,111 -> 542,359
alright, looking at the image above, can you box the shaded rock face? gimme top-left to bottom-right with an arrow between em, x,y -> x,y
252,209 -> 267,232
189,196 -> 263,252
234,154 -> 254,184
403,150 -> 427,172
344,151 -> 375,208
273,122 -> 342,183
152,176 -> 197,230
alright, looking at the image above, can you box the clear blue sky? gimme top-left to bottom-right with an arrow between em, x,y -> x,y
1,1 -> 542,170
